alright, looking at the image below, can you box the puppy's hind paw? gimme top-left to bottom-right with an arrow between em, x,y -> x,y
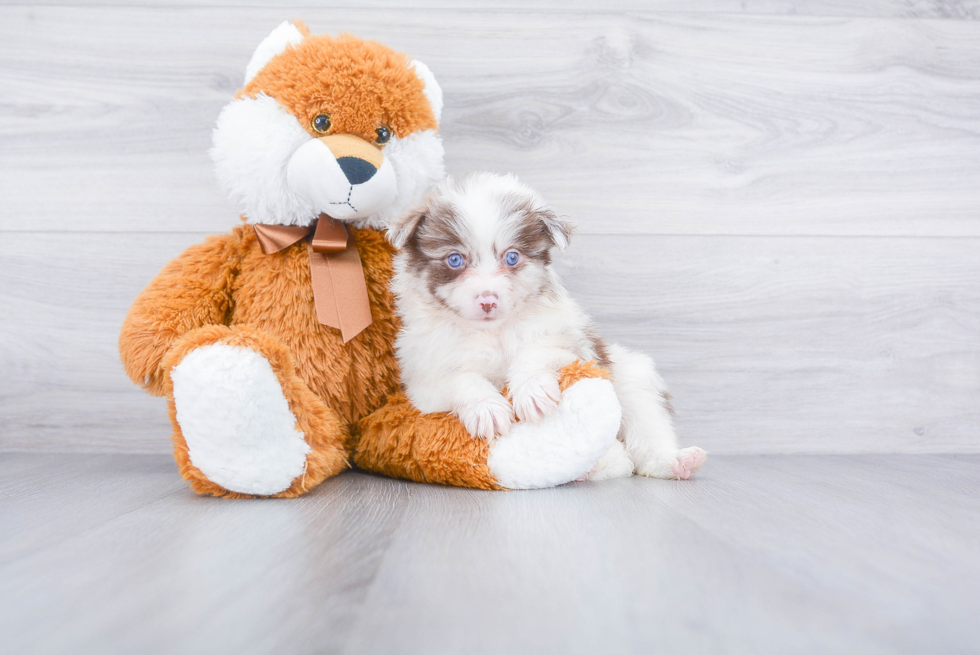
637,447 -> 707,480
580,440 -> 634,481
456,395 -> 515,439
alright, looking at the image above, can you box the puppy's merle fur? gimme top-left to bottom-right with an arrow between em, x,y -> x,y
388,173 -> 706,480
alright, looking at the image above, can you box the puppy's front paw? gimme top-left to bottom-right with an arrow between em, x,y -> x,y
457,395 -> 515,439
509,372 -> 561,424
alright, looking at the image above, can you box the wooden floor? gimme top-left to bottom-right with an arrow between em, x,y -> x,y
2,3 -> 978,653
2,453 -> 978,654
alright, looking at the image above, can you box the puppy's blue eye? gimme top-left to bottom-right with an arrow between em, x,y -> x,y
447,253 -> 465,269
505,250 -> 520,266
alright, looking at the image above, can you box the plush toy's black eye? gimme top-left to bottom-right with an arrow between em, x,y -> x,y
375,125 -> 391,144
312,114 -> 331,134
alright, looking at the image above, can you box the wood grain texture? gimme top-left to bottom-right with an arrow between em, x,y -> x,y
2,1 -> 978,19
1,8 -> 979,235
1,5 -> 977,455
557,234 -> 980,454
2,454 -> 979,654
2,232 -> 977,454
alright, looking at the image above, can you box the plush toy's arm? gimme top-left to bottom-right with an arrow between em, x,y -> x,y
119,230 -> 244,396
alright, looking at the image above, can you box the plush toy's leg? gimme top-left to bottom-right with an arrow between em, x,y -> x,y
161,325 -> 349,498
605,343 -> 707,480
353,361 -> 621,490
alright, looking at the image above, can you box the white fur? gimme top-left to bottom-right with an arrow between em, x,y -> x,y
212,29 -> 446,228
488,378 -> 621,489
410,60 -> 443,123
286,139 -> 398,221
211,94 -> 318,225
392,173 -> 706,481
606,343 -> 678,476
367,130 -> 446,230
210,93 -> 445,227
244,21 -> 305,84
175,29 -> 451,496
171,344 -> 311,495
583,439 -> 635,481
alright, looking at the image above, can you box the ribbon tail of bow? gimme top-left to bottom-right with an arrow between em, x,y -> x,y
308,240 -> 373,343
253,217 -> 374,344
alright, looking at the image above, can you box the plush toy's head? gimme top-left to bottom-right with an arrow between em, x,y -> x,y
211,21 -> 445,228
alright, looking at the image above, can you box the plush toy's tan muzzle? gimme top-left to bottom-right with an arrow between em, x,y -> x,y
318,134 -> 385,185
285,131 -> 397,220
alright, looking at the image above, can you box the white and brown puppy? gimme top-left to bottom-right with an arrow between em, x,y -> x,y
388,173 -> 706,480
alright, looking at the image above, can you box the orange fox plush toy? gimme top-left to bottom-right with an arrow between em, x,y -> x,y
118,21 -> 622,497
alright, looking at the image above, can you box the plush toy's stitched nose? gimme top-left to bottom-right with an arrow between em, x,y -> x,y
336,157 -> 378,185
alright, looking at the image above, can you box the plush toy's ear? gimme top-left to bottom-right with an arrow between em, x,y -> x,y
409,60 -> 443,124
387,204 -> 428,249
536,207 -> 574,251
244,21 -> 307,84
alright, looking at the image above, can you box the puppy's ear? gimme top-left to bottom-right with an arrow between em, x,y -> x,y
387,204 -> 427,249
536,207 -> 574,250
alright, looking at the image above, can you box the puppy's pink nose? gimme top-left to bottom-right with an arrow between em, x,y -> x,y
477,292 -> 498,314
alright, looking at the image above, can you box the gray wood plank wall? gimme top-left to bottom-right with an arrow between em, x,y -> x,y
1,3 -> 978,454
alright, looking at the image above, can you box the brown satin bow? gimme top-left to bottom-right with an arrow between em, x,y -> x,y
253,215 -> 372,343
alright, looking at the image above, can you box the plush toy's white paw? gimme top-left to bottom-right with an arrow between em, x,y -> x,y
636,446 -> 707,480
171,344 -> 311,495
509,371 -> 561,424
457,394 -> 515,439
488,377 -> 621,490
581,439 -> 634,481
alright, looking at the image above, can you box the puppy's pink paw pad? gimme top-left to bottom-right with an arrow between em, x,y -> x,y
669,447 -> 707,480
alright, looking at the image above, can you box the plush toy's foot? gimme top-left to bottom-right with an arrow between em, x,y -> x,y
580,439 -> 634,481
487,363 -> 622,490
163,325 -> 349,498
636,447 -> 708,480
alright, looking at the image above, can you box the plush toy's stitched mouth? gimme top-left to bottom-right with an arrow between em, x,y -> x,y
327,185 -> 358,213
284,133 -> 398,222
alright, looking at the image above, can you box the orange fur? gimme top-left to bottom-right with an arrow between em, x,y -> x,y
352,361 -> 612,490
354,392 -> 501,490
244,34 -> 437,145
118,224 -> 402,418
161,324 -> 350,499
558,360 -> 611,391
120,226 -> 402,497
119,226 -> 614,496
292,19 -> 312,38
230,226 -> 402,427
118,231 -> 244,397
118,29 -> 610,497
